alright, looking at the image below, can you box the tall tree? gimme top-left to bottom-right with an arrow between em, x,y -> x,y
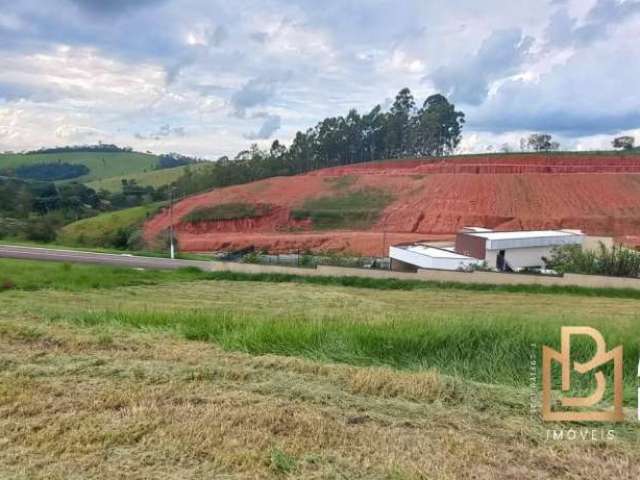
385,88 -> 416,157
526,133 -> 560,152
170,89 -> 467,194
414,94 -> 465,156
612,136 -> 635,150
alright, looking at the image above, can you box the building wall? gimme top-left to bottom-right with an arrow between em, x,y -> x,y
390,258 -> 418,273
485,246 -> 558,270
389,246 -> 479,271
455,233 -> 486,259
486,233 -> 584,251
583,236 -> 614,251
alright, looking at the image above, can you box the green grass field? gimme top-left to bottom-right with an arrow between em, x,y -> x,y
0,151 -> 160,183
57,203 -> 164,247
87,162 -> 209,192
1,259 -> 639,478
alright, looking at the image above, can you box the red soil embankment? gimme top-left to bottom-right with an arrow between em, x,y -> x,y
144,153 -> 640,255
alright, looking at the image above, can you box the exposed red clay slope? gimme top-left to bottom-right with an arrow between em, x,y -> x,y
144,153 -> 640,255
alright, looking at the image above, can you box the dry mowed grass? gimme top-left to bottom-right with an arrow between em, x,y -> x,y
1,279 -> 639,479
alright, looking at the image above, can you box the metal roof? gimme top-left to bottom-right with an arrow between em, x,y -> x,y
404,245 -> 477,259
465,230 -> 578,240
463,229 -> 584,251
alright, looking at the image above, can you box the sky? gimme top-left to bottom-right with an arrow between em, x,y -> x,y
0,0 -> 639,158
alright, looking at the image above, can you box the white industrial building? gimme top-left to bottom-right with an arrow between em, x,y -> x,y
389,244 -> 480,271
389,227 -> 585,272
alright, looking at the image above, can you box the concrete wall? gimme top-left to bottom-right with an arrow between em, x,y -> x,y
583,236 -> 614,250
210,261 -> 324,276
206,260 -> 640,290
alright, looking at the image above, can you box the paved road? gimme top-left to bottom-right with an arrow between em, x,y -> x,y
0,244 -> 213,271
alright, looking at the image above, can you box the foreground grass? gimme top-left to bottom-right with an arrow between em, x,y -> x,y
0,258 -> 204,290
0,279 -> 639,479
1,264 -> 639,478
69,309 -> 639,399
3,258 -> 640,300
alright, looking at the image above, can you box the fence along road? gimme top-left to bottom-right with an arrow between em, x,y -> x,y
0,244 -> 212,271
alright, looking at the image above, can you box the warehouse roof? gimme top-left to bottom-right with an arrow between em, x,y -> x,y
466,230 -> 579,240
403,245 -> 477,259
462,229 -> 584,250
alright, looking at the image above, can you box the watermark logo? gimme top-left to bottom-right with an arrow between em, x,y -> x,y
542,326 -> 624,422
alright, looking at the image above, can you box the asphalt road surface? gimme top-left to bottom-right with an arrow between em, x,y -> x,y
0,245 -> 213,271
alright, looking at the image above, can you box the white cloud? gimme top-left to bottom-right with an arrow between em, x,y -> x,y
0,0 -> 638,157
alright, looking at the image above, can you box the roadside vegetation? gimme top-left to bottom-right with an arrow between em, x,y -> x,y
547,243 -> 640,278
0,258 -> 203,291
3,257 -> 640,299
57,203 -> 164,249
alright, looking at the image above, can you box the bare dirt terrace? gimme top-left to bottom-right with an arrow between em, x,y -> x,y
144,153 -> 640,255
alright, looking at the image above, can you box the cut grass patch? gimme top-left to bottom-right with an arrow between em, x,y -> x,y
291,187 -> 393,230
182,202 -> 272,223
0,259 -> 204,291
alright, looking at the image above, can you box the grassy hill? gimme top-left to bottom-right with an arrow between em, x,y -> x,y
58,203 -> 165,248
0,151 -> 160,184
87,162 -> 209,192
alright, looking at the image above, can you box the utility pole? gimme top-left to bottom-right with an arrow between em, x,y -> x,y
381,213 -> 388,268
169,188 -> 175,260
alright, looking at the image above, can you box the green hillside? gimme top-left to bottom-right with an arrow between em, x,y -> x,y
58,203 -> 164,248
87,162 -> 209,192
0,151 -> 160,183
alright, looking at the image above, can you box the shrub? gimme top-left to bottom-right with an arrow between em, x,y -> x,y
1,279 -> 16,291
24,218 -> 57,243
546,243 -> 640,278
269,448 -> 297,475
242,251 -> 261,264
